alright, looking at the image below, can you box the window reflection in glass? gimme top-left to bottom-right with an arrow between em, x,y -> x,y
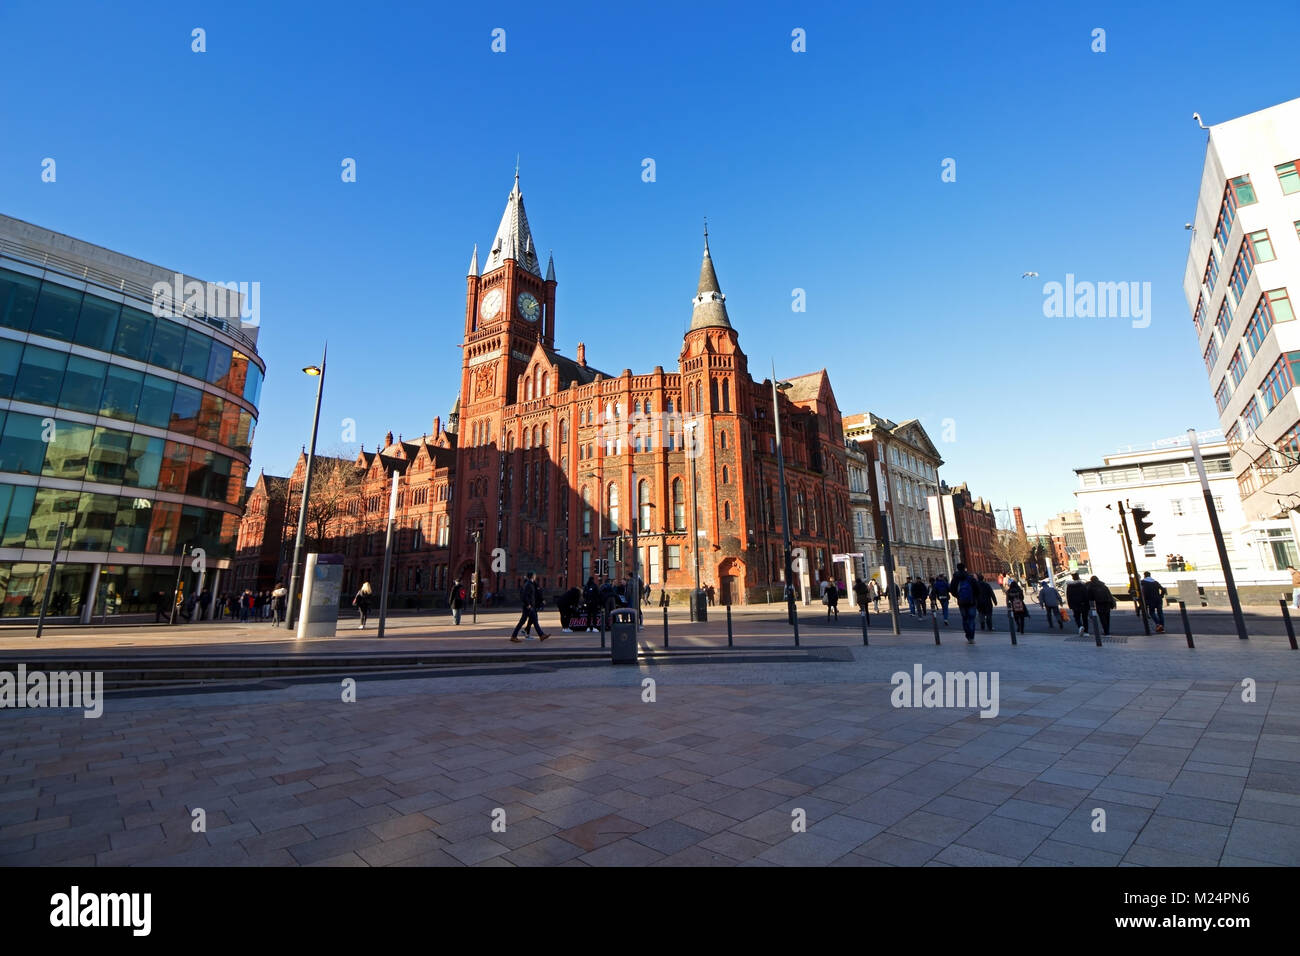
100,366 -> 143,421
13,345 -> 67,403
73,294 -> 120,352
59,356 -> 107,414
137,374 -> 176,429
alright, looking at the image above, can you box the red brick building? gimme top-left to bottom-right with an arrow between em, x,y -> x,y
237,177 -> 852,605
948,482 -> 999,577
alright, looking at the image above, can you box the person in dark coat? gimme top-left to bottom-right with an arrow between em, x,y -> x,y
910,578 -> 929,618
931,575 -> 951,624
1006,579 -> 1028,634
353,581 -> 373,629
557,586 -> 582,633
1140,572 -> 1166,633
1086,576 -> 1116,636
853,578 -> 869,616
948,564 -> 980,642
583,576 -> 601,631
154,590 -> 170,623
510,571 -> 548,642
449,582 -> 467,626
1065,572 -> 1090,635
825,581 -> 840,620
976,574 -> 997,631
271,583 -> 287,627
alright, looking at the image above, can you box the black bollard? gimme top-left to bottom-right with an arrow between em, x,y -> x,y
1091,603 -> 1103,647
726,603 -> 733,648
861,609 -> 869,646
1179,600 -> 1195,649
932,610 -> 941,645
600,609 -> 606,649
1281,599 -> 1298,650
663,605 -> 669,648
1007,608 -> 1016,644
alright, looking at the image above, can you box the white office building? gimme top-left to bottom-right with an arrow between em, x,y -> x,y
1183,97 -> 1300,527
1074,434 -> 1293,589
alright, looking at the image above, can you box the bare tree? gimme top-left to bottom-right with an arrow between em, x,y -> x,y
269,452 -> 364,551
991,529 -> 1032,578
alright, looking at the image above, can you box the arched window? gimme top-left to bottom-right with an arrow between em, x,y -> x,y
639,480 -> 651,532
532,425 -> 539,447
559,419 -> 567,443
582,486 -> 591,535
672,478 -> 685,531
508,431 -> 515,451
525,376 -> 532,401
608,482 -> 619,532
797,488 -> 806,530
524,428 -> 531,449
722,465 -> 729,485
695,382 -> 703,412
724,501 -> 731,522
710,379 -> 719,411
605,401 -> 614,423
541,372 -> 548,395
722,379 -> 730,412
541,423 -> 549,446
666,398 -> 674,415
720,430 -> 728,450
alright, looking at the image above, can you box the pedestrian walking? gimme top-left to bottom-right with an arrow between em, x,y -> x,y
154,590 -> 169,623
1037,580 -> 1062,629
869,579 -> 881,613
910,578 -> 929,619
1006,578 -> 1028,634
950,564 -> 980,643
904,577 -> 916,616
1140,572 -> 1167,633
1087,576 -> 1116,636
353,581 -> 373,629
976,574 -> 997,631
449,582 -> 466,626
853,577 -> 868,614
1065,573 -> 1090,635
583,576 -> 601,631
825,581 -> 839,620
271,583 -> 287,627
931,575 -> 951,624
510,571 -> 548,642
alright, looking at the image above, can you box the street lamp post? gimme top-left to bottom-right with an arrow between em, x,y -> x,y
771,365 -> 799,646
285,345 -> 326,631
471,528 -> 482,624
684,419 -> 706,622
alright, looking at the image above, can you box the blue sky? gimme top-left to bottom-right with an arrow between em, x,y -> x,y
3,0 -> 1296,528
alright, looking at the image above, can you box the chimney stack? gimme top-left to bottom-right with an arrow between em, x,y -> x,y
576,342 -> 586,367
1013,507 -> 1027,537
432,415 -> 441,439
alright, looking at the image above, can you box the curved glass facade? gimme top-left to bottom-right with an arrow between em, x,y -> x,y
0,254 -> 263,618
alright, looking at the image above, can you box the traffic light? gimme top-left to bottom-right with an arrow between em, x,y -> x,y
1131,507 -> 1155,546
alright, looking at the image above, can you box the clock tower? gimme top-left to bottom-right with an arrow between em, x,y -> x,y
454,173 -> 558,589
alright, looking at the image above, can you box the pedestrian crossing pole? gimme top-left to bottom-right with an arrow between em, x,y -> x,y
377,470 -> 399,639
1188,428 -> 1248,640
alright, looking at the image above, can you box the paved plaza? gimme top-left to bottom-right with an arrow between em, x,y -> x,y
1,604 -> 1299,867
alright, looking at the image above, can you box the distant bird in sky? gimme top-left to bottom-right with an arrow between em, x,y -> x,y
1021,271 -> 1039,278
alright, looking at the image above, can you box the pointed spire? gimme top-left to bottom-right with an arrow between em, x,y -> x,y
545,251 -> 555,282
483,172 -> 541,276
468,243 -> 479,277
689,222 -> 731,332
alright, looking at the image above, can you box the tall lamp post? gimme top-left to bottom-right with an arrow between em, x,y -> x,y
771,366 -> 799,646
683,420 -> 706,622
285,345 -> 326,631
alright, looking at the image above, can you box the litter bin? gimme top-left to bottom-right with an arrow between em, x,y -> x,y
609,608 -> 638,664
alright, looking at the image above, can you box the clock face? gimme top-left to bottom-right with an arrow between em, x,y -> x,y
517,292 -> 541,322
479,288 -> 503,320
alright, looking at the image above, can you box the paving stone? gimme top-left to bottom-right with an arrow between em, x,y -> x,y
855,833 -> 942,866
955,816 -> 1053,860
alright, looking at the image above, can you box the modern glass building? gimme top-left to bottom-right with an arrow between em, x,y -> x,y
0,214 -> 263,620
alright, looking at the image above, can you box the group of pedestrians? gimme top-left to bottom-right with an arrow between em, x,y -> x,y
154,585 -> 290,625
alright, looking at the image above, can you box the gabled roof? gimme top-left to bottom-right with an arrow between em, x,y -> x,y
482,174 -> 542,276
782,369 -> 829,404
890,418 -> 943,461
537,343 -> 605,389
